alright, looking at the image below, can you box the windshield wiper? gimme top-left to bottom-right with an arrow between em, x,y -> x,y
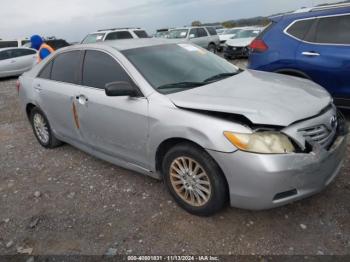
204,72 -> 241,83
157,82 -> 205,90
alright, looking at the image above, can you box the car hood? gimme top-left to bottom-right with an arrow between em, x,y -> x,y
226,37 -> 255,47
168,70 -> 331,127
219,34 -> 235,41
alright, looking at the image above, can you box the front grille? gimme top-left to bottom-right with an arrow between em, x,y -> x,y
299,124 -> 336,148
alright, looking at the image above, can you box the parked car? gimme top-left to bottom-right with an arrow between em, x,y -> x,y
81,28 -> 149,44
224,27 -> 263,59
22,38 -> 70,50
45,39 -> 70,50
0,39 -> 30,49
154,29 -> 170,38
168,27 -> 220,53
217,28 -> 244,51
18,39 -> 347,216
0,47 -> 37,78
248,4 -> 350,108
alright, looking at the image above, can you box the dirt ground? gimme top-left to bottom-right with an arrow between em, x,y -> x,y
0,60 -> 350,256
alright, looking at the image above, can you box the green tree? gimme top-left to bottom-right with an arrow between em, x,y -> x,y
191,21 -> 202,26
222,21 -> 237,28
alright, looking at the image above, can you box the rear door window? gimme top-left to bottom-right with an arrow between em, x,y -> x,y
197,28 -> 208,37
133,30 -> 149,38
206,27 -> 217,36
286,19 -> 315,40
314,14 -> 350,44
0,50 -> 11,60
105,31 -> 133,40
82,50 -> 132,89
51,51 -> 82,84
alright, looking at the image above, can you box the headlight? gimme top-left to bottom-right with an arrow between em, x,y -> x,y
224,131 -> 295,154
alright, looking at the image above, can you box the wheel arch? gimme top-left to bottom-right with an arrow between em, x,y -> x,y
155,138 -> 229,191
155,138 -> 204,174
274,69 -> 311,79
26,103 -> 37,120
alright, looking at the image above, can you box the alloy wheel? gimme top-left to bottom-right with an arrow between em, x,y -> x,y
169,157 -> 212,207
33,113 -> 49,144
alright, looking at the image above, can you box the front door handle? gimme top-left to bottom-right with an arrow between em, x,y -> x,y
76,95 -> 88,105
302,51 -> 320,57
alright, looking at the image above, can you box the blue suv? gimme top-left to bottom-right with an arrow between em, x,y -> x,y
248,4 -> 350,108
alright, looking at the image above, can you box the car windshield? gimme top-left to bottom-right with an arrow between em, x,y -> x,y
122,44 -> 240,94
216,29 -> 225,35
231,30 -> 260,39
81,33 -> 105,44
168,29 -> 189,39
155,31 -> 169,38
225,29 -> 241,35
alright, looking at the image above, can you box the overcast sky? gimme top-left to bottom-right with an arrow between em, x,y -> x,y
0,0 -> 342,42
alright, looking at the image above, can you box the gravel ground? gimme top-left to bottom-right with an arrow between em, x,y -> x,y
0,60 -> 350,256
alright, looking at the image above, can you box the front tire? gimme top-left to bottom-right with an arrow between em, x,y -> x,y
162,143 -> 228,216
30,107 -> 62,148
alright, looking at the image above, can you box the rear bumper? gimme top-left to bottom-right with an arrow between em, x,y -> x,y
224,46 -> 249,58
208,134 -> 347,210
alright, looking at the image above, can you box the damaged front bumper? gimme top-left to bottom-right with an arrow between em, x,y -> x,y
207,112 -> 348,210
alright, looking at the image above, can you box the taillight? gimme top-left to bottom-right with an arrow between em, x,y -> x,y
249,39 -> 268,53
16,80 -> 20,95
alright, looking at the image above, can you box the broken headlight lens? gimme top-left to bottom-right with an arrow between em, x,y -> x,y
224,131 -> 295,154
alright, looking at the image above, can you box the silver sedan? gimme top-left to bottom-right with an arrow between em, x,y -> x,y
18,39 -> 347,216
0,47 -> 37,78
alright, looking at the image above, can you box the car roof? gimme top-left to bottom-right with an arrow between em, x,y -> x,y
76,38 -> 183,51
170,26 -> 211,30
89,28 -> 145,34
271,5 -> 350,22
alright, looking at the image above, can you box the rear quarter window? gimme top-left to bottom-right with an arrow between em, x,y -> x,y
38,61 -> 53,80
133,30 -> 149,38
286,19 -> 314,40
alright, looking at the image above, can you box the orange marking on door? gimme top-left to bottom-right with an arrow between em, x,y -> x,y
72,102 -> 80,129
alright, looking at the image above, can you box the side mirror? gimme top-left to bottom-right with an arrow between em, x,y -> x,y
189,34 -> 196,39
105,81 -> 137,97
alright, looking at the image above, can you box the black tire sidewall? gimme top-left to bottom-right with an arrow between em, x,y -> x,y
162,143 -> 228,216
208,44 -> 217,54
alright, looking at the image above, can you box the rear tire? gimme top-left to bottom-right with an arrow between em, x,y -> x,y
208,43 -> 217,54
162,143 -> 228,216
30,107 -> 62,149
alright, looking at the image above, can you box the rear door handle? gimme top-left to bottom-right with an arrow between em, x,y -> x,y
302,51 -> 320,57
76,95 -> 88,105
10,60 -> 16,64
34,84 -> 42,92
